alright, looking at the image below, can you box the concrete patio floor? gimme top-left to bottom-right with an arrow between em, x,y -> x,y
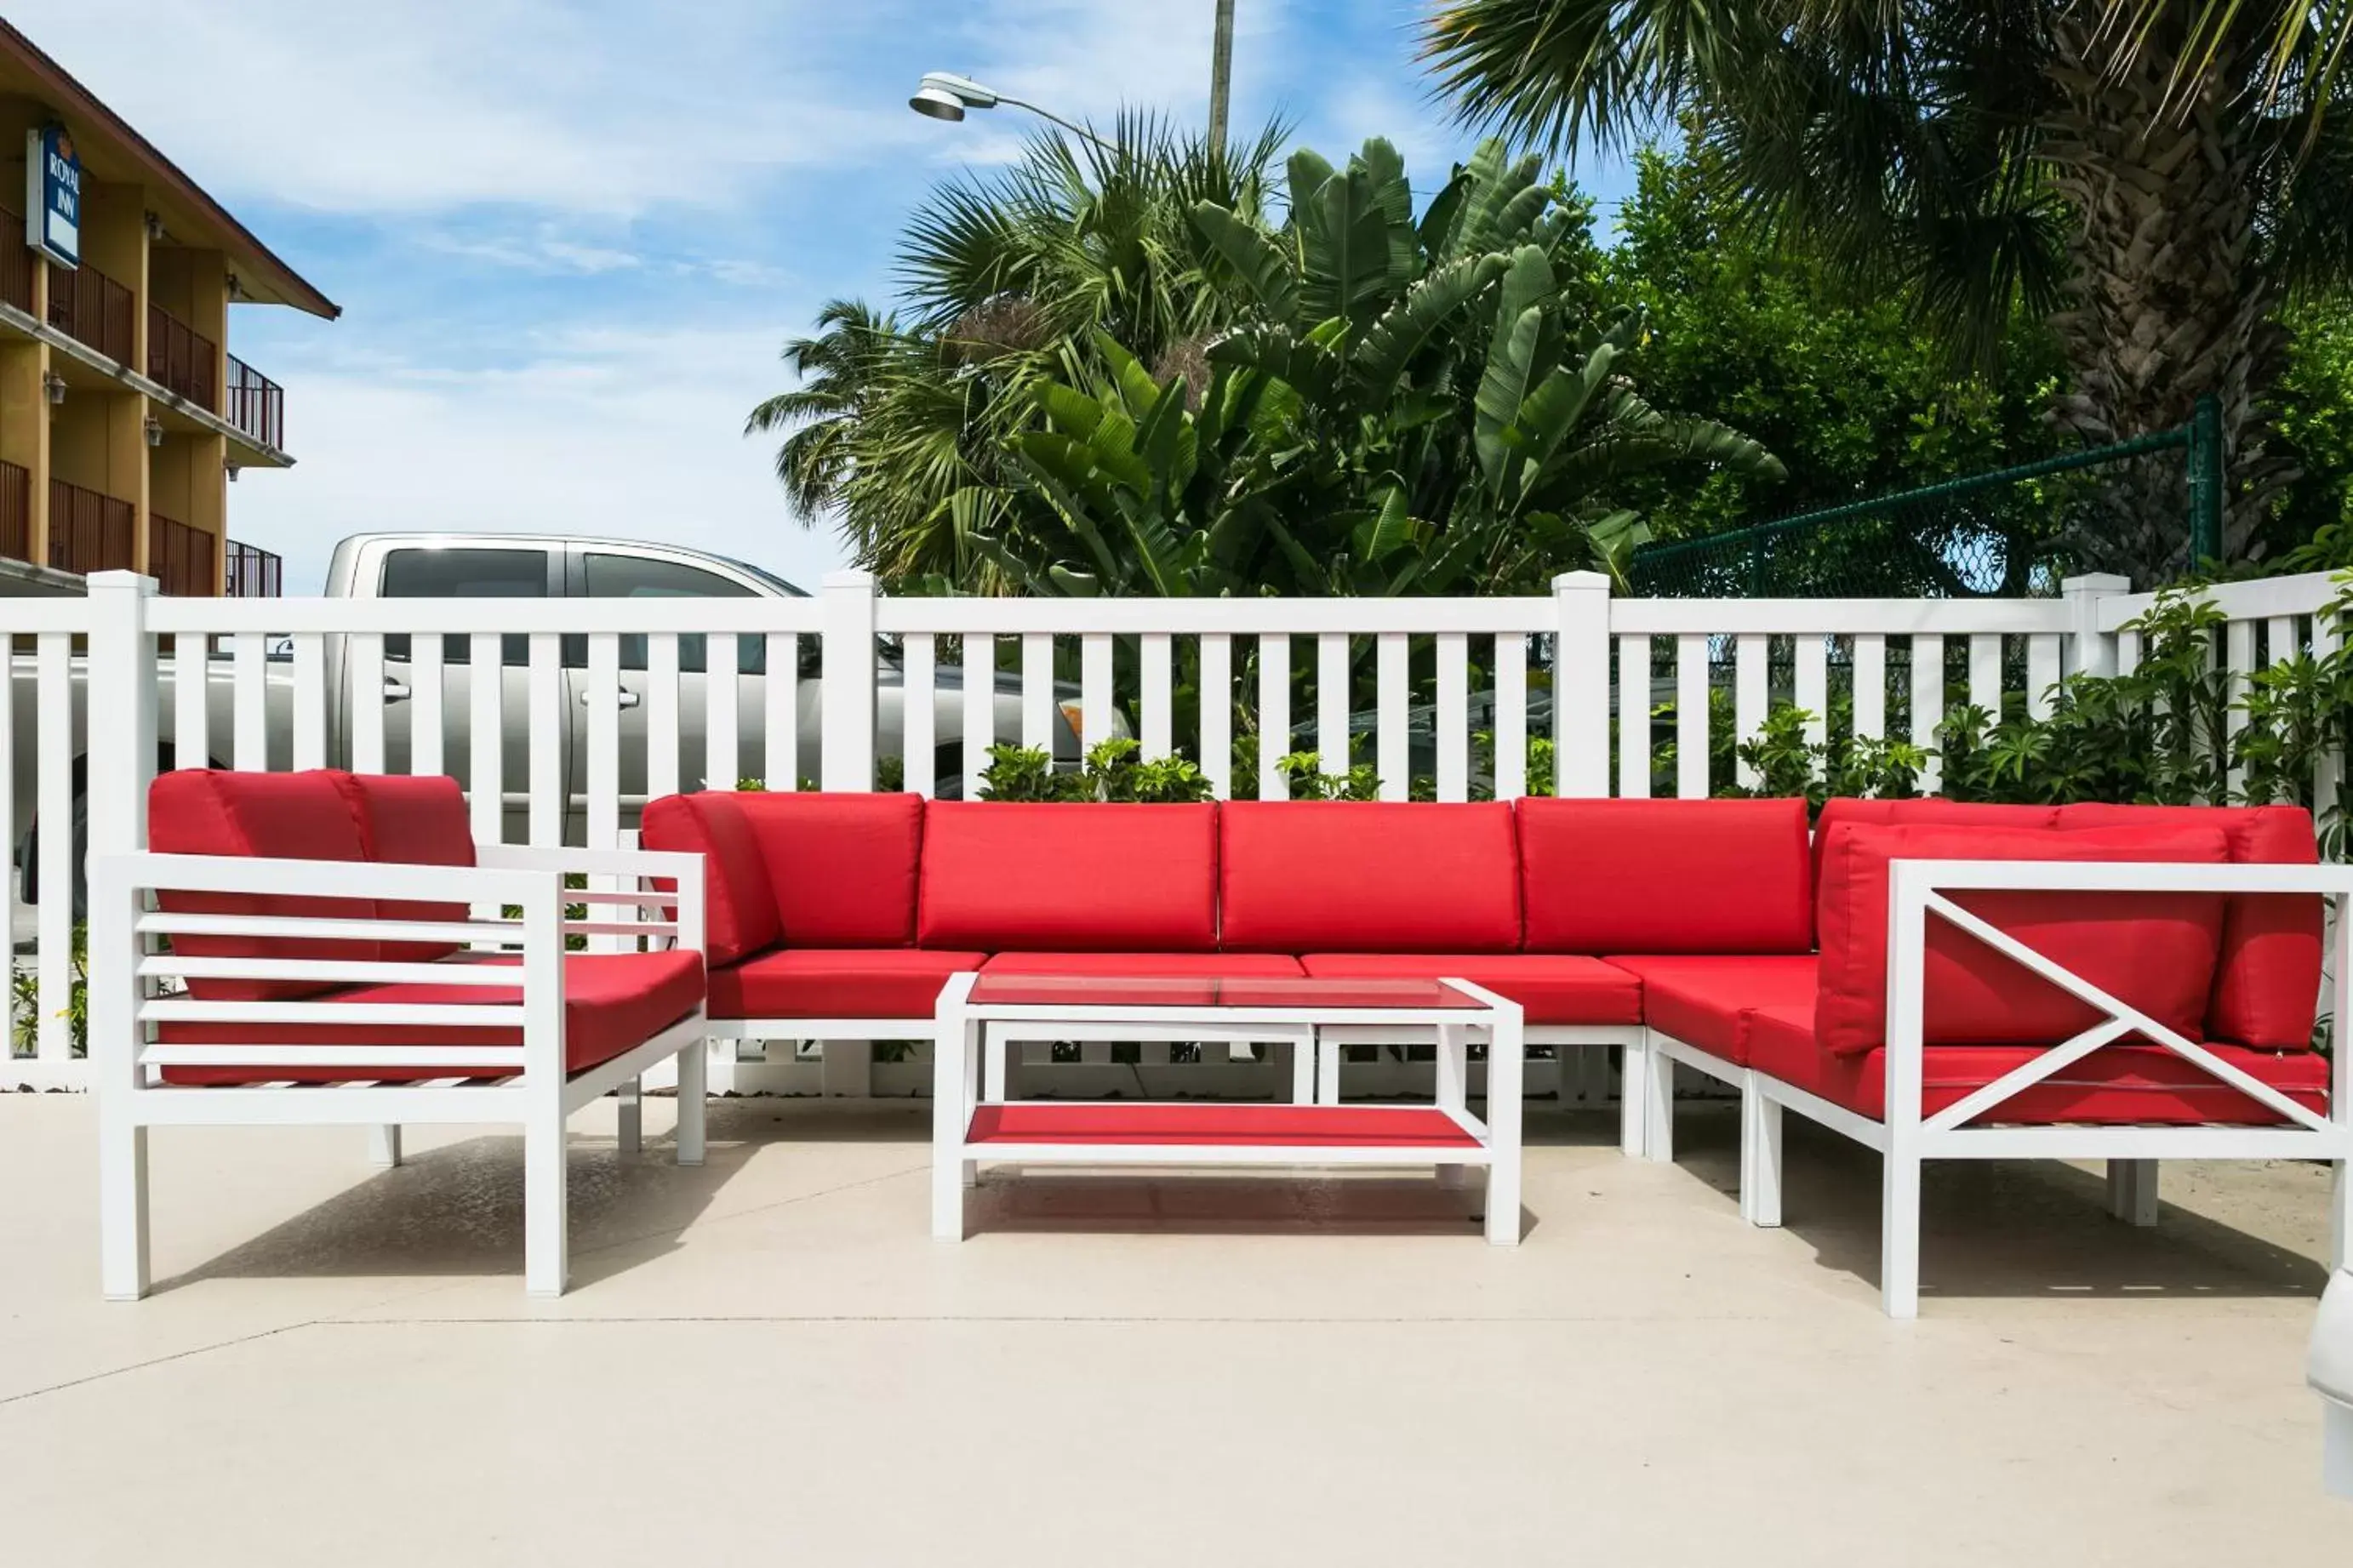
0,1091 -> 2341,1566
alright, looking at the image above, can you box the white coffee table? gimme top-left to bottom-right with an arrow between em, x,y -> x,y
930,972 -> 1524,1245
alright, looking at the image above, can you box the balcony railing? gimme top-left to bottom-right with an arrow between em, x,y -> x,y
225,356 -> 285,449
149,513 -> 219,596
47,259 -> 135,363
48,479 -> 136,576
148,305 -> 218,410
0,205 -> 29,315
224,539 -> 283,597
0,459 -> 28,562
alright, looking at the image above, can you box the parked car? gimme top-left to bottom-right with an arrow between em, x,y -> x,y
16,531 -> 1089,911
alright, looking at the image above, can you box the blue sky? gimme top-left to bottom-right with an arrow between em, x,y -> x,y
20,1 -> 1635,592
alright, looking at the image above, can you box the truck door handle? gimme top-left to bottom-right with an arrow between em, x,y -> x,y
382,679 -> 412,704
580,688 -> 643,710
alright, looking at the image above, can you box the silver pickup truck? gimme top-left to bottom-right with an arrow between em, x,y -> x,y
17,531 -> 1082,909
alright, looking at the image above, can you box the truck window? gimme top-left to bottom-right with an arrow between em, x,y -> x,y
576,553 -> 763,676
380,548 -> 548,665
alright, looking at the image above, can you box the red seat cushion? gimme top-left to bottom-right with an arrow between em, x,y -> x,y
1297,953 -> 1641,1025
641,792 -> 784,966
148,769 -> 380,1002
1814,823 -> 2230,1056
325,771 -> 476,965
157,949 -> 705,1085
982,952 -> 1305,978
706,948 -> 984,1021
1745,1003 -> 2330,1126
1608,955 -> 1820,1065
1220,801 -> 1521,953
920,802 -> 1218,951
1518,798 -> 1813,954
734,792 -> 926,947
2053,803 -> 2322,1048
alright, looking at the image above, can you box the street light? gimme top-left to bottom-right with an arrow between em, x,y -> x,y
908,71 -> 1117,153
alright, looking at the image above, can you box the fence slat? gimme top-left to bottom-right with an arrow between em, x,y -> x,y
1968,633 -> 2002,716
586,632 -> 620,850
903,634 -> 935,798
1912,634 -> 1944,793
2226,617 -> 2257,800
231,633 -> 266,770
1080,633 -> 1112,755
0,648 -> 11,1051
36,634 -> 71,1063
1259,634 -> 1289,801
469,634 -> 503,847
1676,633 -> 1709,800
2117,629 -> 2142,676
2267,614 -> 2297,665
1852,634 -> 1886,742
2025,633 -> 2061,721
706,634 -> 740,795
175,630 -> 210,772
1141,632 -> 1174,761
1733,634 -> 1767,788
765,634 -> 797,791
1377,632 -> 1409,801
1200,634 -> 1232,800
2316,612 -> 2342,818
350,632 -> 386,774
647,634 -> 681,801
1020,633 -> 1053,753
410,634 -> 444,776
1796,635 -> 1828,752
1495,633 -> 1528,801
528,633 -> 559,847
1436,631 -> 1468,802
967,635 -> 999,798
1318,632 -> 1350,778
1616,635 -> 1649,799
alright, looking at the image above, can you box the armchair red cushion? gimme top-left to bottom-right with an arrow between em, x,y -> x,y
1813,822 -> 2230,1056
325,771 -> 476,964
706,948 -> 984,1020
1518,798 -> 1812,954
1220,801 -> 1521,953
734,792 -> 925,947
147,769 -> 380,1002
641,791 -> 783,966
919,802 -> 1218,951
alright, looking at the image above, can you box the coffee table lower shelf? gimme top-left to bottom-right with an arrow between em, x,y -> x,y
960,1102 -> 1493,1166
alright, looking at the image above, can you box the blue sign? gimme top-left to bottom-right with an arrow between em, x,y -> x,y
25,124 -> 80,269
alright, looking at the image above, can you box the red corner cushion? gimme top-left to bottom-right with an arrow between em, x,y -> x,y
148,769 -> 379,1002
1745,1004 -> 2330,1126
1219,802 -> 1521,953
732,792 -> 925,947
1297,953 -> 1641,1025
706,948 -> 984,1020
2053,803 -> 2322,1048
325,771 -> 475,964
1811,798 -> 2059,880
1608,955 -> 1820,1065
1813,823 -> 2230,1057
919,802 -> 1218,951
983,952 -> 1305,978
641,792 -> 783,966
1518,798 -> 1811,954
157,949 -> 705,1085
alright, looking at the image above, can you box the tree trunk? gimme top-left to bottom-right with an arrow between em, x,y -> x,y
2042,16 -> 2292,583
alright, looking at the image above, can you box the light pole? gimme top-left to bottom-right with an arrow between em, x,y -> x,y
1208,0 -> 1235,149
907,72 -> 1117,154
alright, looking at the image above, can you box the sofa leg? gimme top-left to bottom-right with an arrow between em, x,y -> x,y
367,1125 -> 403,1168
1290,1035 -> 1316,1106
2107,1159 -> 2159,1228
1740,1082 -> 1783,1228
2327,1395 -> 2353,1500
675,1038 -> 707,1167
821,1039 -> 874,1098
98,1112 -> 151,1302
1642,1042 -> 1676,1164
1881,1148 -> 1921,1320
615,1079 -> 643,1156
1617,1041 -> 1645,1158
523,1109 -> 569,1297
1317,1037 -> 1344,1105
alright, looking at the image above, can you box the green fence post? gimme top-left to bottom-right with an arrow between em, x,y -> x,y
2187,393 -> 2224,566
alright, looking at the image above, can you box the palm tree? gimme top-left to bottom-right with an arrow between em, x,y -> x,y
1421,0 -> 2353,579
747,113 -> 1288,587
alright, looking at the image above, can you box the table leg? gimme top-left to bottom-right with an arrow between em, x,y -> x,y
1484,1005 -> 1525,1246
1291,1031 -> 1316,1105
932,986 -> 970,1241
1435,1022 -> 1467,1189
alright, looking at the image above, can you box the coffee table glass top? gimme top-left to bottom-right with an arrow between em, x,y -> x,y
963,974 -> 1487,1010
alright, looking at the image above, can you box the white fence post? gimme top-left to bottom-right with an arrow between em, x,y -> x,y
1553,571 -> 1612,797
75,573 -> 157,1069
2064,573 -> 2127,681
821,570 -> 878,791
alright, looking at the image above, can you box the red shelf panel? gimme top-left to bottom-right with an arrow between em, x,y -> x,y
965,1103 -> 1480,1149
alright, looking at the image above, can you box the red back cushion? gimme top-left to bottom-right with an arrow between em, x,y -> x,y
148,770 -> 379,1001
1813,822 -> 2230,1056
1219,802 -> 1521,953
2053,802 -> 2322,1047
919,802 -> 1218,951
640,792 -> 784,966
732,792 -> 925,948
1518,797 -> 1812,954
1811,797 -> 2059,883
326,772 -> 475,964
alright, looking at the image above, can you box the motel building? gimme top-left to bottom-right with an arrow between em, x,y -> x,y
0,20 -> 336,597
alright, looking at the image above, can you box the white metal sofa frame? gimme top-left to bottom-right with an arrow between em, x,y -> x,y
89,842 -> 710,1299
1636,856 -> 2353,1318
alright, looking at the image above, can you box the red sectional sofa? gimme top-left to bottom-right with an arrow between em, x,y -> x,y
646,788 -> 2352,1316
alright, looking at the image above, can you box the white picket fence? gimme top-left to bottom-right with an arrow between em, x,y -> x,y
6,565 -> 2341,1094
